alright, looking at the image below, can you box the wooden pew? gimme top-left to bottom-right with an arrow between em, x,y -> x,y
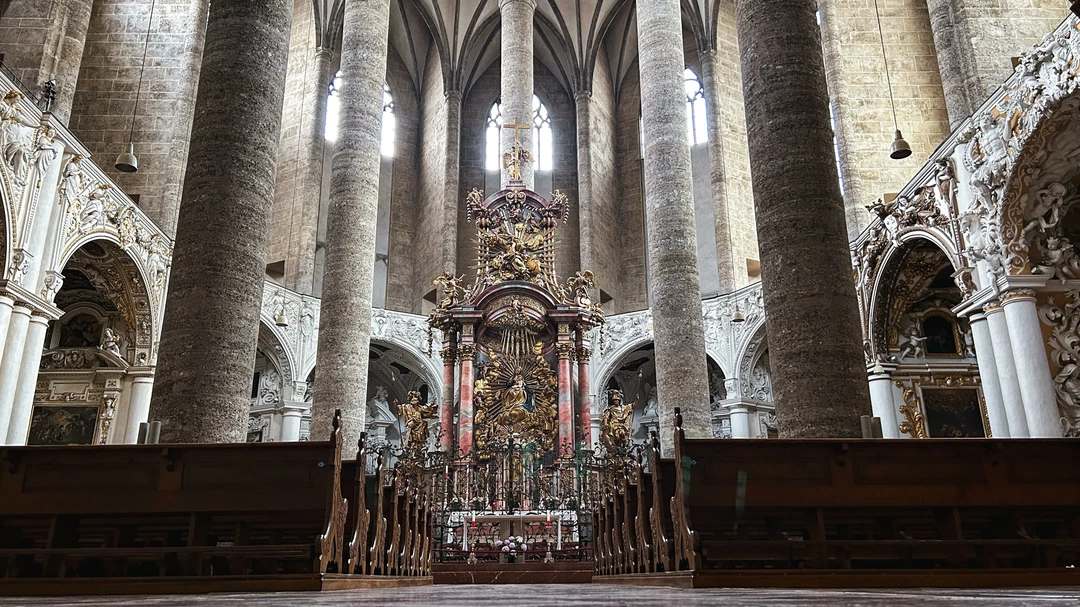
0,413 -> 349,585
666,408 -> 1080,587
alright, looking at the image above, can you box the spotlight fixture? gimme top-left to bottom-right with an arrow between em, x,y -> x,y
732,304 -> 745,324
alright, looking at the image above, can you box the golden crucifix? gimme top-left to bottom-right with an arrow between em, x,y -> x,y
501,118 -> 532,182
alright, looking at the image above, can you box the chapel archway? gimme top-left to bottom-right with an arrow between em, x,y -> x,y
33,239 -> 153,445
871,239 -> 984,438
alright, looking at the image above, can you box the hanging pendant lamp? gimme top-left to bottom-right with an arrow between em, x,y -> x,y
115,0 -> 157,173
874,0 -> 911,160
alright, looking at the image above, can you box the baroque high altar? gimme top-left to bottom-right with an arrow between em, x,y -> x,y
427,150 -> 605,460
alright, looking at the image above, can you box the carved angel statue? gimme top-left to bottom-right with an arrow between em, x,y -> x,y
1022,182 -> 1067,238
397,390 -> 437,453
897,324 -> 927,359
566,270 -> 596,308
366,385 -> 394,423
865,197 -> 897,219
600,390 -> 636,451
1037,236 -> 1080,280
642,384 -> 659,419
433,271 -> 466,308
99,327 -> 122,358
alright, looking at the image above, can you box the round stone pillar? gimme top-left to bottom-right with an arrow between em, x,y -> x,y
925,0 -> 979,129
867,367 -> 900,438
698,49 -> 736,294
968,312 -> 1010,437
123,372 -> 155,443
728,405 -> 750,438
294,47 -> 337,295
280,404 -> 306,442
636,0 -> 713,453
149,0 -> 293,443
440,339 -> 458,453
499,0 -> 536,190
458,343 -> 477,457
984,302 -> 1029,437
734,0 -> 871,437
41,0 -> 94,122
6,313 -> 52,444
575,91 -> 595,273
1002,290 -> 1061,437
0,305 -> 33,442
310,0 -> 392,450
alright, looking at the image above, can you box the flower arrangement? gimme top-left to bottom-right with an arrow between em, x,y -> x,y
494,536 -> 528,555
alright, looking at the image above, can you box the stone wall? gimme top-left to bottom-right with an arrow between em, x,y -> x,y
67,0 -> 207,238
820,0 -> 952,240
415,45 -> 448,308
714,1 -> 758,287
0,1 -> 50,94
384,49 -> 420,313
267,0 -> 315,288
614,59 -> 648,313
953,0 -> 1067,99
588,45 -> 622,305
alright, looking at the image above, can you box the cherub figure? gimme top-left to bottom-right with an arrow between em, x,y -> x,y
898,324 -> 927,359
433,271 -> 466,308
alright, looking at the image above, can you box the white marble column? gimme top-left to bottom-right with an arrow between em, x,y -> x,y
968,312 -> 1009,437
123,372 -> 155,443
1002,290 -> 1061,437
6,313 -> 51,444
984,302 -> 1029,437
0,295 -> 16,370
728,405 -> 750,438
0,305 -> 33,441
280,402 -> 306,442
867,367 -> 900,438
499,0 -> 536,190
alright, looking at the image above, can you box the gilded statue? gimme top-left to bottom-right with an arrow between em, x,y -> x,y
433,271 -> 466,309
500,373 -> 530,427
396,390 -> 437,453
600,390 -> 636,451
503,141 -> 532,182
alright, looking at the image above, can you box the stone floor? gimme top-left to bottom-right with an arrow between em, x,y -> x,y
7,585 -> 1080,606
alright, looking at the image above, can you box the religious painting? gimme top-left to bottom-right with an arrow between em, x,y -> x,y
921,388 -> 986,438
26,405 -> 99,445
58,313 -> 102,348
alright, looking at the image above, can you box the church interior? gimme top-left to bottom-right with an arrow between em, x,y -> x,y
1,0 -> 1080,603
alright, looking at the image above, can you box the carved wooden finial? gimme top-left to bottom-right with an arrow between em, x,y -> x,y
673,407 -> 683,430
332,409 -> 343,431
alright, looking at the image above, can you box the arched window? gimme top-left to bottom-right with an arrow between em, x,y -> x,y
484,94 -> 553,172
684,68 -> 708,146
324,74 -> 396,157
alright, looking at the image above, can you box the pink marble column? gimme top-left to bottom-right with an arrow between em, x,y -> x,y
457,343 -> 476,457
439,335 -> 457,453
575,338 -> 592,450
556,340 -> 574,458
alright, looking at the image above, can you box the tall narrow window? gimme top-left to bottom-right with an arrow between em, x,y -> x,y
484,95 -> 554,171
684,68 -> 708,146
324,75 -> 396,157
380,83 -> 395,157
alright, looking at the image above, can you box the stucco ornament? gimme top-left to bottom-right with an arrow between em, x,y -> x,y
1038,291 -> 1080,436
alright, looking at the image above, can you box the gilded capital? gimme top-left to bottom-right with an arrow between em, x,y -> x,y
458,343 -> 477,360
555,341 -> 574,359
575,346 -> 592,362
1000,288 -> 1037,305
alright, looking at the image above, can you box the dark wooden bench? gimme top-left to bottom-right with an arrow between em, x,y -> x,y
0,414 -> 348,582
667,408 -> 1080,585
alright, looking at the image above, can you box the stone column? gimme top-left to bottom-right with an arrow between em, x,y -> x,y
149,0 -> 293,443
499,0 -> 536,190
968,312 -> 1010,437
123,371 -> 155,443
1002,290 -> 1061,437
728,405 -> 750,438
867,366 -> 900,439
636,0 -> 713,453
39,0 -> 94,122
442,90 -> 462,273
309,0 -> 391,450
280,403 -> 306,442
925,0 -> 979,129
458,343 -> 476,457
0,295 -> 16,377
734,0 -> 872,437
294,47 -> 337,294
6,313 -> 51,444
575,337 -> 592,450
984,302 -> 1029,437
439,337 -> 457,453
575,91 -> 595,273
0,306 -> 33,441
556,339 -> 574,457
698,49 -> 736,293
